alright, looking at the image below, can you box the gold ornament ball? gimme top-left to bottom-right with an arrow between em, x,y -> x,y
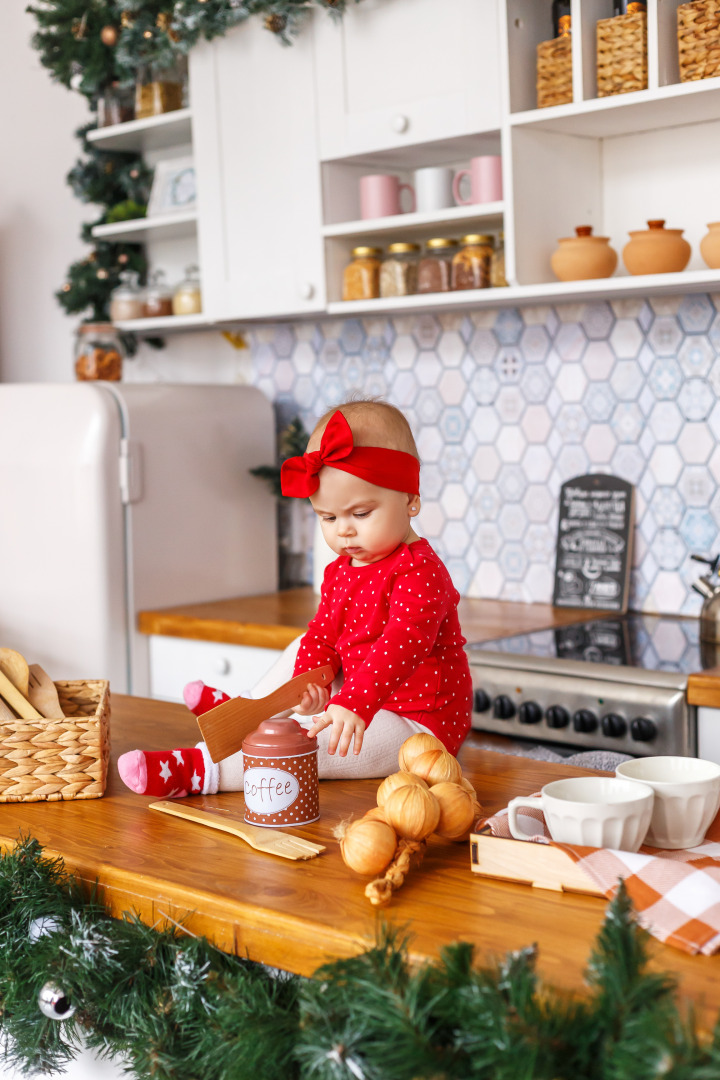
100,25 -> 118,46
118,254 -> 129,265
62,284 -> 71,293
96,269 -> 109,280
129,169 -> 139,179
143,29 -> 153,39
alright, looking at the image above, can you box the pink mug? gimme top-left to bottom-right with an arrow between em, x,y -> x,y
453,156 -> 503,206
359,174 -> 416,220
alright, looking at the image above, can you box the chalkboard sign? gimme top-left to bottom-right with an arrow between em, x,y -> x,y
552,474 -> 634,613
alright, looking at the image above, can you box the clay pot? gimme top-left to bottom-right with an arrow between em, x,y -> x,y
550,225 -> 618,281
700,222 -> 720,269
622,219 -> 691,276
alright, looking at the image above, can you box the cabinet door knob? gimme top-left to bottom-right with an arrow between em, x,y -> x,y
215,657 -> 231,676
298,282 -> 314,301
392,114 -> 409,134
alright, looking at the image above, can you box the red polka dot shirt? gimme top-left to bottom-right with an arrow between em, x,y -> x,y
293,538 -> 472,755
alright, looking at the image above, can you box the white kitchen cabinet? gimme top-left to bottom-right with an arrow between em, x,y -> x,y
313,0 -> 501,161
148,635 -> 283,703
189,20 -> 326,321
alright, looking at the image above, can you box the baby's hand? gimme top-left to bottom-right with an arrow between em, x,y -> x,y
307,703 -> 365,757
291,682 -> 330,717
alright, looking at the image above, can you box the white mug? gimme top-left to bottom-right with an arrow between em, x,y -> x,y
616,756 -> 720,849
508,775 -> 654,852
414,166 -> 455,213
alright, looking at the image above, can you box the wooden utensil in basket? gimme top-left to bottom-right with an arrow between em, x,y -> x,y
197,664 -> 335,762
149,801 -> 325,860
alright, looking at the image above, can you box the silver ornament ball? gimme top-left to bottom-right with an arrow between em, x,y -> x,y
38,982 -> 76,1021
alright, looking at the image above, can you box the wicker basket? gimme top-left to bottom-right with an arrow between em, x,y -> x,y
597,11 -> 648,97
0,680 -> 110,802
678,0 -> 720,81
537,35 -> 573,109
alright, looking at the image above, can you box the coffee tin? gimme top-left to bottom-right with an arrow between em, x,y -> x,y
242,718 -> 319,827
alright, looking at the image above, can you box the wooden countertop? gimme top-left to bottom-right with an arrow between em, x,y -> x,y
1,694 -> 718,1030
137,589 -> 600,648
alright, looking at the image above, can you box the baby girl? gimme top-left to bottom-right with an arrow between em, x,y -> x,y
118,398 -> 472,798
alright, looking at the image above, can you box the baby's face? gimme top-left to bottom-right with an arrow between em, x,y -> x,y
309,467 -> 419,566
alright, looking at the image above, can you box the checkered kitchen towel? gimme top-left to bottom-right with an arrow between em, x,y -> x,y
480,799 -> 720,955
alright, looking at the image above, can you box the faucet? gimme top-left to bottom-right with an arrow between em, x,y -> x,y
692,553 -> 720,644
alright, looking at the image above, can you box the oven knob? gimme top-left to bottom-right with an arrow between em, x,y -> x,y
630,716 -> 657,742
473,689 -> 492,713
518,701 -> 543,724
601,713 -> 627,738
546,705 -> 570,729
493,695 -> 516,720
573,709 -> 598,734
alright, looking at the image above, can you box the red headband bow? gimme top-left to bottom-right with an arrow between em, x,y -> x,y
280,410 -> 420,499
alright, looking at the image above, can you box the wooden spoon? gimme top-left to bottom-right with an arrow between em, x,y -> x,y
0,648 -> 30,699
197,664 -> 335,762
0,669 -> 41,720
27,664 -> 65,719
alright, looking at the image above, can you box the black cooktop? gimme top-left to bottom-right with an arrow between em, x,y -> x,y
468,613 -> 716,676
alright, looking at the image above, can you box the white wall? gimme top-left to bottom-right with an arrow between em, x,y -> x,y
0,7 -> 90,383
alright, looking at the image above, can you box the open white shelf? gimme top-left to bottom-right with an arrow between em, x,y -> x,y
322,202 -> 504,242
327,267 -> 720,317
91,211 -> 198,244
86,108 -> 193,153
114,312 -> 208,333
509,76 -> 720,138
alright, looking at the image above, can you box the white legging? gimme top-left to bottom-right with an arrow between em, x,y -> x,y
216,636 -> 433,785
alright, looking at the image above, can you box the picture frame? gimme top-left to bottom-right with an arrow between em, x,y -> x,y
147,157 -> 197,217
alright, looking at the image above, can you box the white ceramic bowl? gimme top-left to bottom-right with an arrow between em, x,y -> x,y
616,756 -> 720,849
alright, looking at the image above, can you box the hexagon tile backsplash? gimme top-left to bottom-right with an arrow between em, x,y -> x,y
246,293 -> 720,616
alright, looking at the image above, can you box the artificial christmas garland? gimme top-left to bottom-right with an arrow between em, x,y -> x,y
2,835 -> 720,1080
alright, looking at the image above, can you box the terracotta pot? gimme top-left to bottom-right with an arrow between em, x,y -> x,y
550,225 -> 618,281
622,219 -> 691,276
700,222 -> 720,269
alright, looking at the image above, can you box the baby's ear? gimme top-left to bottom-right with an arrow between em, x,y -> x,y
407,495 -> 421,516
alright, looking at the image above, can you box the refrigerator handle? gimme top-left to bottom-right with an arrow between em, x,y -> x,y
119,439 -> 143,504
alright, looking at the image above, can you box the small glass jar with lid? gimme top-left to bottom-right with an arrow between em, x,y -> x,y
379,242 -> 420,298
342,246 -> 382,302
109,270 -> 144,322
417,238 -> 459,294
143,270 -> 174,318
172,265 -> 203,315
74,323 -> 125,381
451,234 -> 494,291
491,231 -> 508,288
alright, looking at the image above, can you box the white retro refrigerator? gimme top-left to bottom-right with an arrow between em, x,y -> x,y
0,382 -> 278,696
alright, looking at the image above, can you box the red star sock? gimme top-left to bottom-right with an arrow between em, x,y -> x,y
183,680 -> 231,716
117,745 -> 218,798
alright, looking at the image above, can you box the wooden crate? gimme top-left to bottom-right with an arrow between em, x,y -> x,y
537,35 -> 573,109
597,11 -> 648,97
678,0 -> 720,82
0,680 -> 110,802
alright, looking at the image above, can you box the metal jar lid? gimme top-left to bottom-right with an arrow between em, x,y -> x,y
242,717 -> 317,758
426,238 -> 459,250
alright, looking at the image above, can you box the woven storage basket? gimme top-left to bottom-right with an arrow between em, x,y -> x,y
0,680 -> 110,802
597,11 -> 648,97
678,0 -> 720,81
537,35 -> 573,109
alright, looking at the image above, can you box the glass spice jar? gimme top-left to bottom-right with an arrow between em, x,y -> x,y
135,57 -> 187,120
172,266 -> 203,315
97,81 -> 135,127
491,231 -> 508,288
379,242 -> 420,298
109,270 -> 145,322
417,238 -> 458,294
143,270 -> 174,318
451,234 -> 494,291
74,323 -> 125,381
342,246 -> 382,302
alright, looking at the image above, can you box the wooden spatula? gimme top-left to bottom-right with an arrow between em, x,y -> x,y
197,664 -> 334,762
0,648 -> 30,700
0,669 -> 42,720
27,665 -> 65,719
149,801 -> 325,860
